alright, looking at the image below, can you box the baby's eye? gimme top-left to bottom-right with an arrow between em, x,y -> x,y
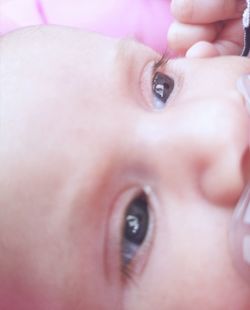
121,191 -> 149,276
152,72 -> 174,109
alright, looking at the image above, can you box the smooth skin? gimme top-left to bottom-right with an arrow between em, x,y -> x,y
168,0 -> 246,57
0,26 -> 250,309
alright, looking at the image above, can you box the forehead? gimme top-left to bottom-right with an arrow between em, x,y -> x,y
1,27 -> 160,204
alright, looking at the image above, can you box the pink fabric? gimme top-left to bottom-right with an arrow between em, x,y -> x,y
0,0 -> 173,53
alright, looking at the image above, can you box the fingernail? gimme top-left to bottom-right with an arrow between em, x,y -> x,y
237,75 -> 250,114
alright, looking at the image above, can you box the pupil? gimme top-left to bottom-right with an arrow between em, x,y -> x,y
124,193 -> 149,245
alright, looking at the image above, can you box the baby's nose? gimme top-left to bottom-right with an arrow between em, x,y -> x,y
147,91 -> 249,206
195,96 -> 248,205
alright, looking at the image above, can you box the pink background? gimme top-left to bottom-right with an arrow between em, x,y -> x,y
0,0 -> 173,53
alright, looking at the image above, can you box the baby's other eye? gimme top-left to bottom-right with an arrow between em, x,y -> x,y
152,72 -> 174,109
121,191 -> 149,277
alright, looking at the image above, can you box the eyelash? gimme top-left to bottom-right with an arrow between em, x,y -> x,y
152,53 -> 169,74
122,257 -> 137,284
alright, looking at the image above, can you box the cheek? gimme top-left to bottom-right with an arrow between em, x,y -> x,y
125,201 -> 250,309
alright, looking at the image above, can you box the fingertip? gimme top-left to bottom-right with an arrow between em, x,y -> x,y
186,41 -> 220,58
167,22 -> 187,56
167,22 -> 183,52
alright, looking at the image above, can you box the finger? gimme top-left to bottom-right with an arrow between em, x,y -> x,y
214,19 -> 243,55
167,21 -> 220,55
171,0 -> 246,24
186,41 -> 220,58
186,19 -> 243,57
186,40 -> 241,59
214,39 -> 243,56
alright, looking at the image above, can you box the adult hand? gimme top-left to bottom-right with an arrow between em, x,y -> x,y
167,0 -> 246,57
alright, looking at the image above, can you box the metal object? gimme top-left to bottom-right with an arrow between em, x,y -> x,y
242,0 -> 250,56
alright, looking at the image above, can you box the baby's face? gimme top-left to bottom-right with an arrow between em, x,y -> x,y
1,27 -> 250,309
